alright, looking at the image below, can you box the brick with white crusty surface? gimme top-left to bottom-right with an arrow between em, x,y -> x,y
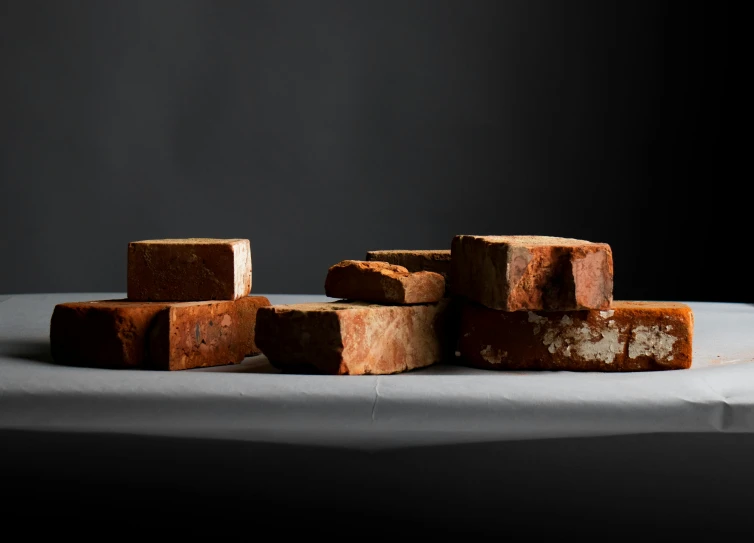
128,238 -> 252,301
458,301 -> 693,371
325,260 -> 445,304
451,235 -> 613,311
255,300 -> 452,375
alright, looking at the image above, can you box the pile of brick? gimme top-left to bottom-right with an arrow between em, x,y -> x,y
256,235 -> 694,374
48,235 -> 694,374
452,236 -> 693,372
255,257 -> 453,375
50,238 -> 270,370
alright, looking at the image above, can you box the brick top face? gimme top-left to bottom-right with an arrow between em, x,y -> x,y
130,238 -> 248,245
266,301 -> 379,313
58,299 -> 169,309
610,301 -> 690,310
367,250 -> 451,257
334,260 -> 410,274
457,235 -> 606,248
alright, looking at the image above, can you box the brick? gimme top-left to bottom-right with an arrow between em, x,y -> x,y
148,296 -> 270,370
255,299 -> 451,375
366,250 -> 452,293
458,301 -> 693,371
50,300 -> 169,369
50,296 -> 270,370
451,235 -> 613,311
324,260 -> 445,304
127,238 -> 252,301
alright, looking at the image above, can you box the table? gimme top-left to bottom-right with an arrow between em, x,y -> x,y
2,294 -> 754,534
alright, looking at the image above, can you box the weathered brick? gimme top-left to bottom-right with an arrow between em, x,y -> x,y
128,238 -> 252,301
147,296 -> 270,370
451,235 -> 613,311
325,260 -> 444,304
50,296 -> 270,370
458,301 -> 693,371
255,300 -> 451,375
50,300 -> 168,369
366,250 -> 452,293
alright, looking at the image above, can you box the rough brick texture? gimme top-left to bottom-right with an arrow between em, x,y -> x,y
458,301 -> 693,371
255,299 -> 451,375
50,300 -> 169,369
451,235 -> 613,311
128,238 -> 252,301
50,296 -> 270,370
325,260 -> 444,304
148,296 -> 270,370
366,250 -> 452,294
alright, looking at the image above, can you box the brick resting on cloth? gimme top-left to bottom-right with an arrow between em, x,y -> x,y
50,296 -> 270,370
458,301 -> 693,371
255,300 -> 452,375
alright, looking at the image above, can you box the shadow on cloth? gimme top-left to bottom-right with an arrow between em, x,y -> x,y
1,339 -> 282,373
0,339 -> 55,365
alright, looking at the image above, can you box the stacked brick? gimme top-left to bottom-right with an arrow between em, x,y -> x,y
50,238 -> 270,370
255,237 -> 693,374
451,236 -> 693,371
255,257 -> 453,375
49,234 -> 694,374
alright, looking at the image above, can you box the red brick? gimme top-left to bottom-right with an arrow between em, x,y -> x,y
128,238 -> 252,301
50,300 -> 168,369
458,301 -> 693,371
324,260 -> 445,304
451,235 -> 613,311
148,296 -> 270,370
50,296 -> 270,370
366,250 -> 452,293
255,300 -> 452,375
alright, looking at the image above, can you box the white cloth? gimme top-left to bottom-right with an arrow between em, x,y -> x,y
1,294 -> 752,450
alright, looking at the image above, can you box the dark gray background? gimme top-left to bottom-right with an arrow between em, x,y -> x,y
0,1 -> 739,301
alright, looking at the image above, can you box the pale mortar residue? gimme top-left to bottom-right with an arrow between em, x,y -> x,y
628,325 -> 677,360
540,320 -> 622,364
480,345 -> 507,364
599,310 -> 615,319
528,312 -> 547,324
528,311 -> 547,334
